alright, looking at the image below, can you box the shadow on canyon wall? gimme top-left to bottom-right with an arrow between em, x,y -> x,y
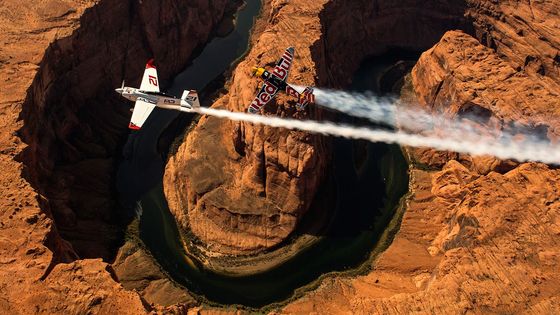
14,0 -> 476,293
311,0 -> 474,88
15,0 -> 230,265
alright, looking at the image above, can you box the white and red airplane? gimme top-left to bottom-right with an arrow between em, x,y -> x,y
248,47 -> 315,114
116,59 -> 200,130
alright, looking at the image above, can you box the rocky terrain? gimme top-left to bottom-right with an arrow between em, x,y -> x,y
163,0 -> 472,260
0,0 -> 559,313
0,0 -> 229,312
279,1 -> 560,313
164,0 -> 331,258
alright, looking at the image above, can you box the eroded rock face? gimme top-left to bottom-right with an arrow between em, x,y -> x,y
164,0 -> 472,257
312,0 -> 473,88
164,0 -> 332,255
281,9 -> 560,314
413,30 -> 560,133
467,0 -> 560,84
282,162 -> 560,314
1,0 -> 228,312
18,0 -> 228,260
411,29 -> 560,172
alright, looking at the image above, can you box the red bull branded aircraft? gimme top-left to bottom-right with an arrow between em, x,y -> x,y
248,47 -> 315,114
115,59 -> 200,130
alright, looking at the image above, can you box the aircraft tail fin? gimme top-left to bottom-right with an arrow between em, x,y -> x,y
181,90 -> 200,109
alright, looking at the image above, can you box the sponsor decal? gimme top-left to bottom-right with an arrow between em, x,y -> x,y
264,81 -> 277,94
138,97 -> 157,104
249,105 -> 259,113
251,81 -> 278,109
308,93 -> 315,103
164,99 -> 176,104
186,96 -> 197,102
272,57 -> 291,81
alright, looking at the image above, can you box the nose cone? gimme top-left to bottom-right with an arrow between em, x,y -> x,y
115,88 -> 124,94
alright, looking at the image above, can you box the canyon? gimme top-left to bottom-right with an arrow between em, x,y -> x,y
0,0 -> 230,312
0,0 -> 559,314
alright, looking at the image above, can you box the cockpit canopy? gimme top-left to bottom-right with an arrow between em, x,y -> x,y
140,90 -> 172,97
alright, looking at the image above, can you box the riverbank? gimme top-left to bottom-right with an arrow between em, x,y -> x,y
137,45 -> 413,308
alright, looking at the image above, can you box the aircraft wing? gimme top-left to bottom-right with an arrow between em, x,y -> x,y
248,81 -> 279,114
129,99 -> 156,130
128,59 -> 159,129
271,47 -> 294,82
139,59 -> 160,92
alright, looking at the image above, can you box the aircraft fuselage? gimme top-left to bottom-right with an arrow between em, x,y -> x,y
115,87 -> 196,112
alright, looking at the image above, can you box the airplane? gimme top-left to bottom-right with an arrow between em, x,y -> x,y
115,59 -> 200,130
248,47 -> 315,114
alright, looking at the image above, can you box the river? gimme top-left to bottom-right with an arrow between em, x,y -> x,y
117,0 -> 413,308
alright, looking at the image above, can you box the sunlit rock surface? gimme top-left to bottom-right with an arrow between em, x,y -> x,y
0,0 -> 228,312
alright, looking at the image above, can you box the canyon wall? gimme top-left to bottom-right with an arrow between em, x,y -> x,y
1,0 -> 559,312
467,0 -> 560,84
312,0 -> 473,88
18,0 -> 228,260
164,0 -> 332,255
163,0 -> 472,257
280,1 -> 560,313
1,0 -> 229,312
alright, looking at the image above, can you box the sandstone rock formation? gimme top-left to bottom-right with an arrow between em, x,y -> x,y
279,3 -> 560,312
1,0 -> 229,312
1,0 -> 559,313
467,0 -> 560,84
281,162 -> 560,314
164,0 -> 332,256
163,0 -> 472,258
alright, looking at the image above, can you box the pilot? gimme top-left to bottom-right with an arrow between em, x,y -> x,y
251,66 -> 287,90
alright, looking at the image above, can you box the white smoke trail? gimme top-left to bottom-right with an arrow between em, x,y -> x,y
194,106 -> 560,165
311,87 -> 499,139
312,87 -> 559,156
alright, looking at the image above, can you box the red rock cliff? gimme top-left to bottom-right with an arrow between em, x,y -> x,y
18,0 -> 228,260
163,0 -> 471,257
164,0 -> 332,256
281,1 -> 560,313
1,0 -> 228,312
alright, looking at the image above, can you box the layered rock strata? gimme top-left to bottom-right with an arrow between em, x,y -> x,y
467,0 -> 560,84
1,0 -> 229,312
164,0 -> 332,256
280,13 -> 560,315
1,0 -> 559,312
163,0 -> 472,258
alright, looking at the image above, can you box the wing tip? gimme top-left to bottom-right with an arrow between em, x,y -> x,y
129,122 -> 141,130
146,59 -> 156,69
